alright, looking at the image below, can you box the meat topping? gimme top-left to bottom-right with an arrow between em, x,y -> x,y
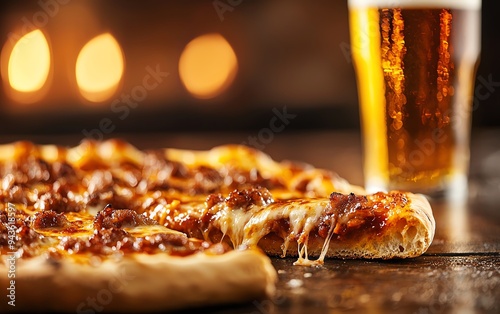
93,204 -> 158,230
224,187 -> 274,210
33,210 -> 70,229
318,192 -> 390,238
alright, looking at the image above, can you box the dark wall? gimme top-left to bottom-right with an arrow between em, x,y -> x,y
473,0 -> 500,128
0,0 -> 498,135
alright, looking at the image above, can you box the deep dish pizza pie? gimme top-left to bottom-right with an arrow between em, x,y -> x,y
0,139 -> 435,312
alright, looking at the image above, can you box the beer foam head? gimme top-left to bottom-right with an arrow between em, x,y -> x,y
348,0 -> 481,10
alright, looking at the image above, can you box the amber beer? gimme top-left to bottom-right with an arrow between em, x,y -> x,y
348,0 -> 481,196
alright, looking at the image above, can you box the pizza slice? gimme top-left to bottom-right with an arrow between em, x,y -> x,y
0,139 -> 435,312
166,187 -> 435,266
149,142 -> 435,264
1,202 -> 276,312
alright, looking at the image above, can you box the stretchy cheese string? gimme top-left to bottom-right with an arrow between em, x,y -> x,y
293,215 -> 336,267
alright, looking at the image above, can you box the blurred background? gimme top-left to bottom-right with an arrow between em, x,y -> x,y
0,0 -> 498,136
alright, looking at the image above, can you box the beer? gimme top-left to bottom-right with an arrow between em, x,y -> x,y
348,0 -> 481,196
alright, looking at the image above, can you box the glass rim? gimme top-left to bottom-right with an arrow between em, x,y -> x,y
347,0 -> 481,10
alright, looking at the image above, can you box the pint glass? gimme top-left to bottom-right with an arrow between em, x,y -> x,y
348,0 -> 481,197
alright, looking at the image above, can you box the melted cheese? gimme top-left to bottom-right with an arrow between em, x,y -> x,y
210,205 -> 260,248
211,199 -> 334,266
294,214 -> 337,266
126,225 -> 185,238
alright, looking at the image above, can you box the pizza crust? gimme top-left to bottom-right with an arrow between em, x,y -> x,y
0,249 -> 277,313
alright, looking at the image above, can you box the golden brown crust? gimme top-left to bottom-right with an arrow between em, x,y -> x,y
0,249 -> 276,313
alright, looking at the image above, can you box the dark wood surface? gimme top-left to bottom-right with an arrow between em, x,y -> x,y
2,129 -> 499,313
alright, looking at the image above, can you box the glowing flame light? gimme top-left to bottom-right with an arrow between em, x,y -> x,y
76,33 -> 124,103
8,29 -> 51,93
179,33 -> 238,99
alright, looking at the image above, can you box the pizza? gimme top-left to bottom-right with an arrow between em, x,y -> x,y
0,139 -> 435,312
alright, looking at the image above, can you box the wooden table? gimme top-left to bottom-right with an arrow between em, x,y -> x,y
3,129 -> 499,313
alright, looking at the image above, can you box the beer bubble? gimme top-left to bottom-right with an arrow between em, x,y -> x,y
437,92 -> 443,102
392,119 -> 403,130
